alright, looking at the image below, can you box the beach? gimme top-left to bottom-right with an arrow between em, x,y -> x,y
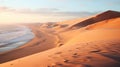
0,25 -> 34,54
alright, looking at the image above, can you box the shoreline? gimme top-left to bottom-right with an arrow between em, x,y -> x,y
0,25 -> 35,54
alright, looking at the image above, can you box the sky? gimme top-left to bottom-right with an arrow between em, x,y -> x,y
0,0 -> 120,24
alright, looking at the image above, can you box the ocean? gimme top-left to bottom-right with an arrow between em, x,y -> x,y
0,25 -> 34,54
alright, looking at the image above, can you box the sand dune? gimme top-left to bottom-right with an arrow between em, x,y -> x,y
0,10 -> 120,67
70,10 -> 120,29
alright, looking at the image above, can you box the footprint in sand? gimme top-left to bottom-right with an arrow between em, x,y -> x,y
72,53 -> 80,58
10,63 -> 13,66
90,49 -> 101,53
49,62 -> 92,67
55,52 -> 62,54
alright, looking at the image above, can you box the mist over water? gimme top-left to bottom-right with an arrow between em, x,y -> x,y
0,25 -> 34,54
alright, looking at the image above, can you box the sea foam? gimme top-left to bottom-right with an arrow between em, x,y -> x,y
0,25 -> 34,53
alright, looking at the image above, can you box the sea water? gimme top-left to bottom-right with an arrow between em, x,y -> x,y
0,25 -> 34,54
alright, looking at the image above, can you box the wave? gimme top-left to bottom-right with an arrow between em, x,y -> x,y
0,25 -> 34,53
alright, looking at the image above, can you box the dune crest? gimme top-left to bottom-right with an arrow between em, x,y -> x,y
70,10 -> 120,29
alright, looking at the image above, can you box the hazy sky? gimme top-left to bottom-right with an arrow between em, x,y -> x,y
0,0 -> 120,24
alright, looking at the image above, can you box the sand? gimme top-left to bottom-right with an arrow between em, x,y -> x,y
0,10 -> 120,67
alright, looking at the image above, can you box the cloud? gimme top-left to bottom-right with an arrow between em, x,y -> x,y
0,6 -> 9,11
0,6 -> 98,16
0,6 -> 15,12
0,6 -> 59,14
14,8 -> 97,17
0,6 -> 99,23
16,8 -> 59,14
52,12 -> 97,17
36,8 -> 59,12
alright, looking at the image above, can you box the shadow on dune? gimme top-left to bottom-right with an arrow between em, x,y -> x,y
70,10 -> 120,29
98,52 -> 120,62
